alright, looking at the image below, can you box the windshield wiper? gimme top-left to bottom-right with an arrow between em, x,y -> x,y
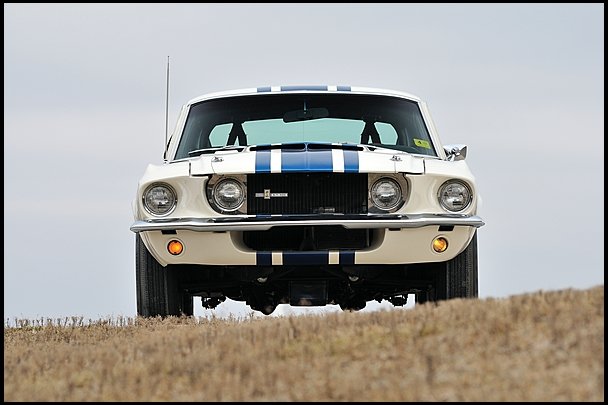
188,145 -> 246,158
367,143 -> 423,154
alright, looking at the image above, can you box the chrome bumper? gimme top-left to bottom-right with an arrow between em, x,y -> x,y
131,214 -> 484,233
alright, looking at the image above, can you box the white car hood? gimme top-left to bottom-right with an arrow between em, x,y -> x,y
189,143 -> 425,175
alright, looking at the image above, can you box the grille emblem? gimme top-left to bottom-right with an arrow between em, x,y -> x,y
255,189 -> 288,199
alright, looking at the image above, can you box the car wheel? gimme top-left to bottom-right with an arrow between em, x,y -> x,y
434,231 -> 479,301
135,234 -> 193,317
415,290 -> 431,304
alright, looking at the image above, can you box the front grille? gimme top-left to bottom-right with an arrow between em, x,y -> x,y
247,173 -> 368,215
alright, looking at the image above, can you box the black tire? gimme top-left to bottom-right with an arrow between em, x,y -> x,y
136,234 -> 193,317
434,232 -> 479,301
415,290 -> 430,304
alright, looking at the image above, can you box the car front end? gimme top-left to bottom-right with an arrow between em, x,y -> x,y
131,86 -> 484,316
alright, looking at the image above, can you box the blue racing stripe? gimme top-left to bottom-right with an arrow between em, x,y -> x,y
281,85 -> 328,91
281,150 -> 333,172
337,85 -> 351,91
255,150 -> 271,173
257,86 -> 271,92
339,251 -> 355,265
307,150 -> 333,171
283,251 -> 329,265
256,251 -> 272,266
281,151 -> 306,172
343,149 -> 359,172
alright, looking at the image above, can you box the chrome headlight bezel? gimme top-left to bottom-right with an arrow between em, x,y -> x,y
142,183 -> 177,216
207,176 -> 247,214
438,180 -> 473,212
368,175 -> 407,213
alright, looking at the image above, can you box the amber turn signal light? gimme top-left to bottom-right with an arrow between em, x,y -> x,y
167,240 -> 184,255
432,237 -> 448,253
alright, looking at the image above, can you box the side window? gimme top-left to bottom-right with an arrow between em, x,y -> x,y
402,112 -> 435,155
375,122 -> 398,145
209,123 -> 232,147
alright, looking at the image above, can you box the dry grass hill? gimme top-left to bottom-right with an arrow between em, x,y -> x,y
4,285 -> 604,401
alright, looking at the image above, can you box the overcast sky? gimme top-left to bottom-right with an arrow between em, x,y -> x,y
4,3 -> 604,321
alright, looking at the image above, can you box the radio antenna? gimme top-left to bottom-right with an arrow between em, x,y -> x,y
164,56 -> 170,161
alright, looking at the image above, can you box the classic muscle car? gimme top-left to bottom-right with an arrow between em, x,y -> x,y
131,85 -> 484,316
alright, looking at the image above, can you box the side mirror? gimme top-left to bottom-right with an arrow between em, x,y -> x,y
444,144 -> 468,161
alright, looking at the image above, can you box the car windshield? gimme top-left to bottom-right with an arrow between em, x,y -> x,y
174,93 -> 437,160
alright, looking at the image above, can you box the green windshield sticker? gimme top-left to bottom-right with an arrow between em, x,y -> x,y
413,138 -> 431,149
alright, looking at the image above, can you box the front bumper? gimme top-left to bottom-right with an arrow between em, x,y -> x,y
130,214 -> 484,233
133,214 -> 484,267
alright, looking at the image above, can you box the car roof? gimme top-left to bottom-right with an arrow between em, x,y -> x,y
185,85 -> 422,106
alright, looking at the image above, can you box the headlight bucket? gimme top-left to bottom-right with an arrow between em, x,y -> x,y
212,178 -> 246,212
438,180 -> 472,212
142,183 -> 177,216
370,177 -> 403,211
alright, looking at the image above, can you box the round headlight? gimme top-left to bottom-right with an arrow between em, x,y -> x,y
438,180 -> 472,212
143,183 -> 177,216
370,178 -> 402,211
213,178 -> 245,211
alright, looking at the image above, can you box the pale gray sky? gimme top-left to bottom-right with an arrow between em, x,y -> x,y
4,4 -> 604,320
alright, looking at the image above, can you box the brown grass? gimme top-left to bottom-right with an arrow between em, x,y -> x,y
4,286 -> 604,401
